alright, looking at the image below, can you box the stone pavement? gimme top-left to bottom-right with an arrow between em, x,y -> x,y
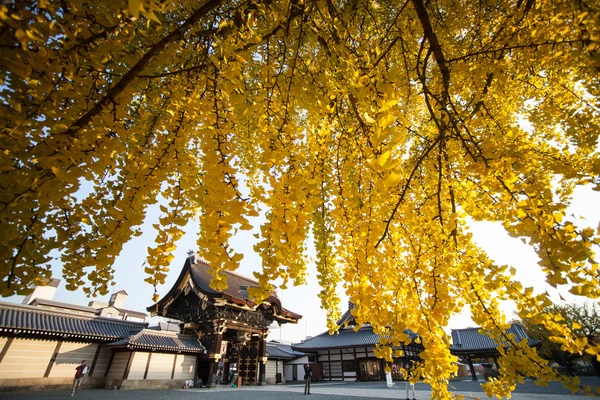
2,378 -> 599,400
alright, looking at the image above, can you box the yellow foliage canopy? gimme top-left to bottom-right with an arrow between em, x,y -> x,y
1,0 -> 599,397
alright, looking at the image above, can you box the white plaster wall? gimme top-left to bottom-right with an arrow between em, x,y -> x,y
106,351 -> 130,380
0,338 -> 56,379
127,352 -> 149,380
173,354 -> 195,379
49,342 -> 97,378
89,346 -> 112,378
146,353 -> 175,379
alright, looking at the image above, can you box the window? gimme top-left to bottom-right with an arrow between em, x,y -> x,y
342,360 -> 356,372
308,356 -> 316,362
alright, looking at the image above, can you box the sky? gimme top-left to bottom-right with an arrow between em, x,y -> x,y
5,185 -> 600,344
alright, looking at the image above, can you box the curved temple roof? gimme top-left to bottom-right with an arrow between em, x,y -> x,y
148,255 -> 301,324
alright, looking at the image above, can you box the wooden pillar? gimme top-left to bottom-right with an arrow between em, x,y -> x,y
353,348 -> 358,378
257,329 -> 268,385
88,344 -> 103,377
340,349 -> 344,381
143,352 -> 153,379
123,351 -> 135,380
328,349 -> 332,380
207,321 -> 225,387
171,354 -> 178,379
493,356 -> 500,372
104,350 -> 116,378
0,337 -> 14,364
44,340 -> 62,377
466,355 -> 478,381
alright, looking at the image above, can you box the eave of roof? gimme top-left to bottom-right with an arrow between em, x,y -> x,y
450,324 -> 541,352
292,326 -> 379,351
267,342 -> 305,359
292,326 -> 419,352
0,301 -> 147,340
106,329 -> 206,353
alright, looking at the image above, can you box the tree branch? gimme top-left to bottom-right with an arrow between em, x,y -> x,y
64,0 -> 224,137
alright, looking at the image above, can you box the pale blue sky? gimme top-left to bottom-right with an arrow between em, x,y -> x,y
5,185 -> 599,343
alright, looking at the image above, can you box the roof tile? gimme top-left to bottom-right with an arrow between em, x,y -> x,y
450,323 -> 541,352
107,329 -> 206,353
0,301 -> 146,340
292,326 -> 418,351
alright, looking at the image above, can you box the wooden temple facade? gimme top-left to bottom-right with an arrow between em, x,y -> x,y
293,304 -> 424,382
147,254 -> 301,387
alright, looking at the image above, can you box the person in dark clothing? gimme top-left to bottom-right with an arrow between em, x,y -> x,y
71,360 -> 88,396
304,363 -> 312,395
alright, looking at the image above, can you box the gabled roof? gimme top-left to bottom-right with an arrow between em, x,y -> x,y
148,255 -> 301,323
292,326 -> 419,352
336,302 -> 357,327
450,323 -> 541,353
0,301 -> 147,340
106,329 -> 206,353
267,341 -> 305,359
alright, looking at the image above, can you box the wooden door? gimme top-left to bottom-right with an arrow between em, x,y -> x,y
358,359 -> 382,381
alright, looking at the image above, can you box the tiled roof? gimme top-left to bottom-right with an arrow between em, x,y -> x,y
267,342 -> 305,359
149,255 -> 301,322
271,341 -> 306,357
450,323 -> 541,353
188,257 -> 267,301
292,326 -> 418,351
0,301 -> 147,340
107,329 -> 206,353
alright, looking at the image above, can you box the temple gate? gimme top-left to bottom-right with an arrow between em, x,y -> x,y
147,254 -> 301,387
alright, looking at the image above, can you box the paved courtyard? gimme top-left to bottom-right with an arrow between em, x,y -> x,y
2,378 -> 599,400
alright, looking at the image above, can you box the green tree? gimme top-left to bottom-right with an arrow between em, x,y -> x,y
521,302 -> 600,374
1,1 -> 600,398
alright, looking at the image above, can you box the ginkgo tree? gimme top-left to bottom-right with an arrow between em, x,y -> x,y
1,0 -> 599,397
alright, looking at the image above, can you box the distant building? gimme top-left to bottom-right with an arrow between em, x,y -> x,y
265,341 -> 307,384
292,304 -> 423,382
450,324 -> 541,380
21,281 -> 147,323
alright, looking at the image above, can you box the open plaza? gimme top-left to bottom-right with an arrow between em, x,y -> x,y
2,378 -> 600,400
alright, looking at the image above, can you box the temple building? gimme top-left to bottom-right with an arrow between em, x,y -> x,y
450,323 -> 541,380
0,254 -> 301,391
147,254 -> 302,387
292,304 -> 424,382
0,293 -> 203,391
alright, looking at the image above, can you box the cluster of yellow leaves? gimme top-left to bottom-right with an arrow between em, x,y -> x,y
1,0 -> 599,398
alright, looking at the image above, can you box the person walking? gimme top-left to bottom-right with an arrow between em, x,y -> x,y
71,360 -> 88,396
303,363 -> 312,395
